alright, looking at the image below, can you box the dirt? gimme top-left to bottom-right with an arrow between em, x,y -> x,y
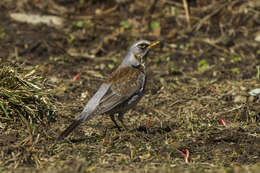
0,0 -> 259,172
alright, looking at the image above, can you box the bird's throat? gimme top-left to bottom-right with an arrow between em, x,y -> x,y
132,63 -> 145,73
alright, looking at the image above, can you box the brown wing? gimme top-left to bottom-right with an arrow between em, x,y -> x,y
92,66 -> 145,115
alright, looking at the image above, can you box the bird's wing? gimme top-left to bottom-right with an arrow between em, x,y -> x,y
93,66 -> 145,115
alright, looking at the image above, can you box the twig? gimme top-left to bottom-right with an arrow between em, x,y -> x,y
182,0 -> 191,29
103,5 -> 118,15
215,105 -> 243,116
193,2 -> 230,31
192,37 -> 230,54
165,0 -> 195,10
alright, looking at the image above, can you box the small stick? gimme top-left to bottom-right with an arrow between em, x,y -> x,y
183,0 -> 191,29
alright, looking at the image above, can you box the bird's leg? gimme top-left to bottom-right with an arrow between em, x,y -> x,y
109,114 -> 121,131
118,112 -> 128,131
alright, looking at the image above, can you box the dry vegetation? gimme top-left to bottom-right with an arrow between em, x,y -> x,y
0,0 -> 259,172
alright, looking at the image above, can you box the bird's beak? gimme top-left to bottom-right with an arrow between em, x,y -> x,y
149,41 -> 160,48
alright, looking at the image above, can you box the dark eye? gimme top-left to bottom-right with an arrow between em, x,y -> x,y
138,43 -> 149,50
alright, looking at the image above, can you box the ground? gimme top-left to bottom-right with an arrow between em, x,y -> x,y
0,0 -> 259,172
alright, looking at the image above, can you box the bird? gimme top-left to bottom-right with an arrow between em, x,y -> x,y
57,40 -> 159,140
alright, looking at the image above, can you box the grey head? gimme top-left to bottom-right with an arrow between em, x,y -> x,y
121,40 -> 159,67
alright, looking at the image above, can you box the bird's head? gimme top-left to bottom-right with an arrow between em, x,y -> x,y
121,40 -> 159,67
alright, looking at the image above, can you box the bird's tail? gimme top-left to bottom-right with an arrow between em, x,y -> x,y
57,119 -> 82,141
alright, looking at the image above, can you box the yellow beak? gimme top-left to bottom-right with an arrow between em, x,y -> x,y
149,41 -> 160,48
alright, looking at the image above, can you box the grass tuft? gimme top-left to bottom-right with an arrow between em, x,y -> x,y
0,60 -> 56,124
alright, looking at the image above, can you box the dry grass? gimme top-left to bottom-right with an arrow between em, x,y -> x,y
0,61 -> 55,123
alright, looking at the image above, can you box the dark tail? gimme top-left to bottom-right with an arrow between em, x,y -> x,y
57,119 -> 82,141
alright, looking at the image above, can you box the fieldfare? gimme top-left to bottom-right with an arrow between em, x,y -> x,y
57,40 -> 159,140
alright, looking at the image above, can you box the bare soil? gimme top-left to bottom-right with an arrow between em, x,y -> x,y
0,0 -> 259,172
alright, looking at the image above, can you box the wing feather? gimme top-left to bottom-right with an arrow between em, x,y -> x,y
93,66 -> 145,115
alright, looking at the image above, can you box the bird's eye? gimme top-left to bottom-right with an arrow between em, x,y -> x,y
138,43 -> 149,50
